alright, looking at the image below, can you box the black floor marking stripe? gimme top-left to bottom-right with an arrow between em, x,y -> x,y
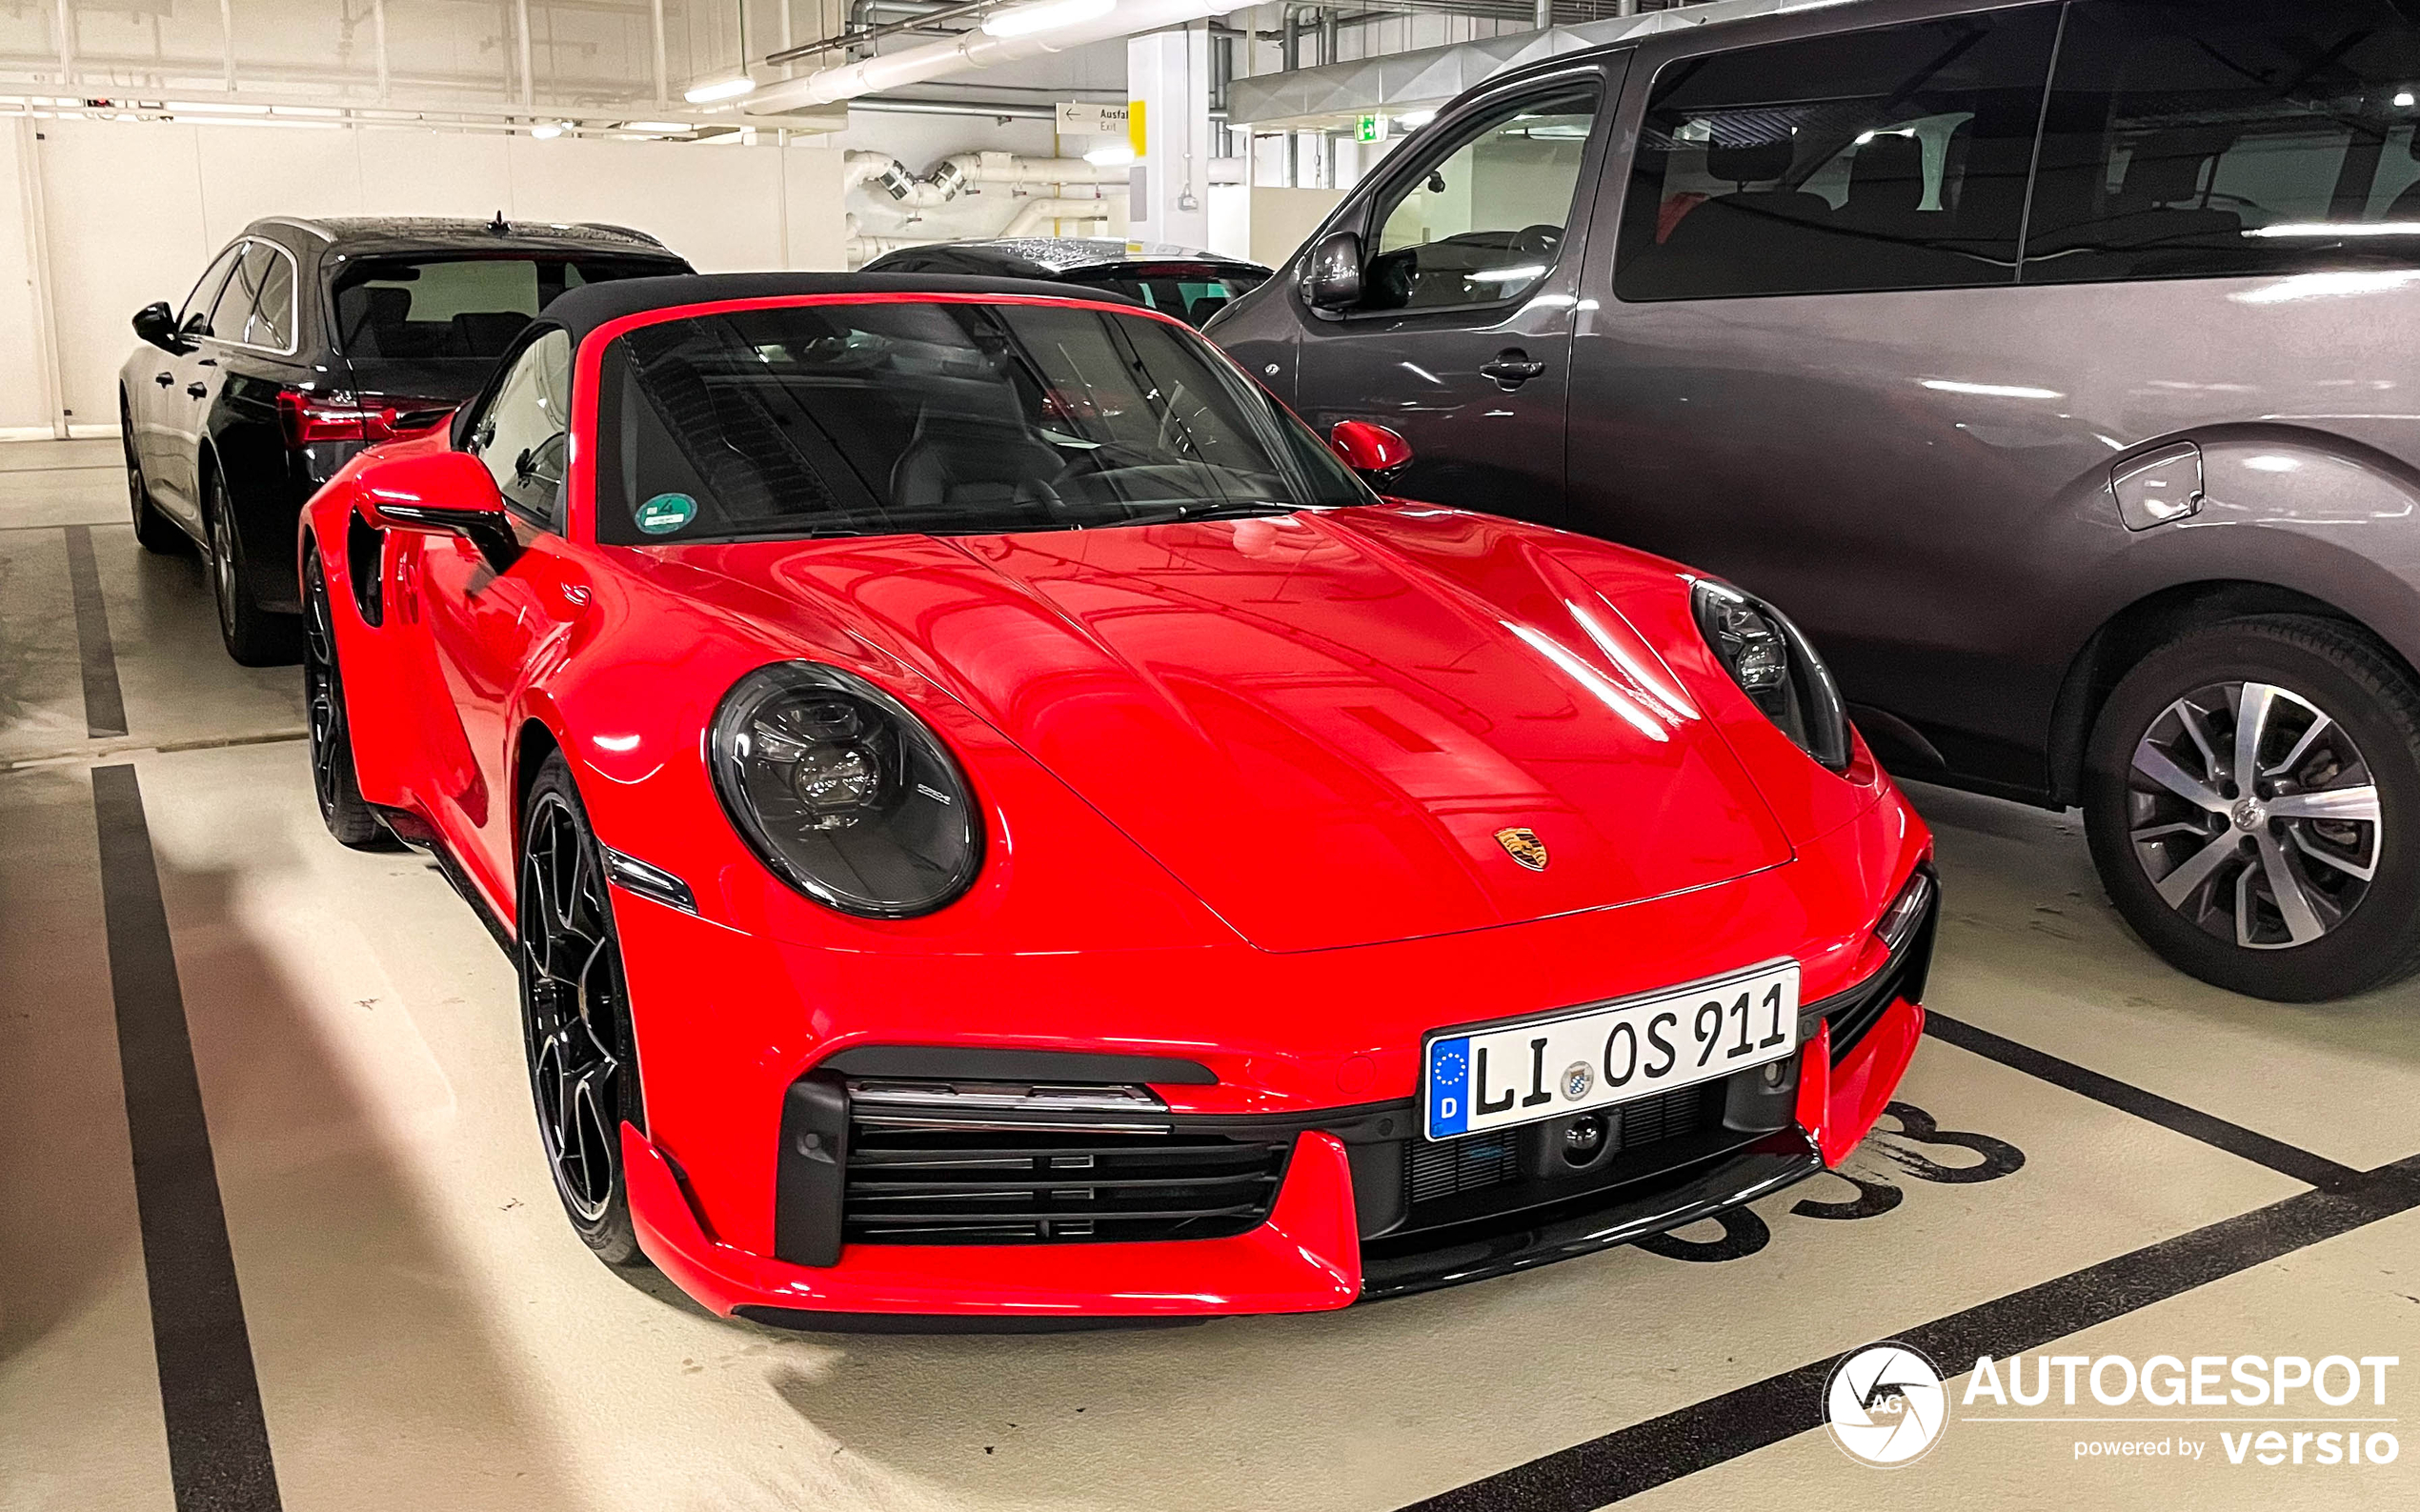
93,765 -> 285,1512
64,524 -> 129,737
1401,1152 -> 2420,1512
1925,1011 -> 2359,1190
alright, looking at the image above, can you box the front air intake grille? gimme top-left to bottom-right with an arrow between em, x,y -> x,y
1404,1080 -> 1724,1211
1614,1080 -> 1719,1146
842,1126 -> 1290,1244
1408,1129 -> 1520,1204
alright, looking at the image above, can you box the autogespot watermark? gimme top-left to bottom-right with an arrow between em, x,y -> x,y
1825,1343 -> 1951,1467
1824,1346 -> 2403,1472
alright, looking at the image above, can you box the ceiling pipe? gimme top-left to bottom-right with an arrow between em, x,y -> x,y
745,0 -> 1238,114
853,94 -> 1057,118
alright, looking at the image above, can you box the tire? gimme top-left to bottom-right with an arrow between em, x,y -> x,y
2083,615 -> 2420,1001
301,545 -> 389,850
518,754 -> 651,1269
121,398 -> 183,554
203,467 -> 301,666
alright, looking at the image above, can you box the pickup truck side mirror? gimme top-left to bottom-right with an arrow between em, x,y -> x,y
1301,231 -> 1364,312
131,301 -> 187,353
356,448 -> 523,572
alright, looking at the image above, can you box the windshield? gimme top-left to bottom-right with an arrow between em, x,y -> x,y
593,299 -> 1370,545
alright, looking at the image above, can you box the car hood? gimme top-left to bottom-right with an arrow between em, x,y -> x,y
657,509 -> 1793,952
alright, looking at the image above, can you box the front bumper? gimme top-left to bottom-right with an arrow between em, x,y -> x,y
621,955 -> 1930,1326
605,752 -> 1934,1325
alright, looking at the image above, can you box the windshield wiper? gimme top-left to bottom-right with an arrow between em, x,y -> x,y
1110,501 -> 1300,528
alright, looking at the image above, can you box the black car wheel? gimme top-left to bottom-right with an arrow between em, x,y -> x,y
2085,615 -> 2420,1000
519,754 -> 649,1268
121,398 -> 183,554
204,468 -> 301,666
302,546 -> 388,849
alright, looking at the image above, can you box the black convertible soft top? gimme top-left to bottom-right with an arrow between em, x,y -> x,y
537,272 -> 1138,343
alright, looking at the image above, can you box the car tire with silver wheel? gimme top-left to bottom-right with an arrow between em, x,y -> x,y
2084,615 -> 2420,1001
301,544 -> 387,849
121,396 -> 183,554
519,753 -> 650,1268
203,467 -> 300,666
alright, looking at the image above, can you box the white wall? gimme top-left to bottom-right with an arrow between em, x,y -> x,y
0,120 -> 53,439
1249,186 -> 1342,269
0,118 -> 853,436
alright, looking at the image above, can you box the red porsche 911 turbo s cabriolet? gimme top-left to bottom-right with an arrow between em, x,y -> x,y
298,272 -> 1937,1326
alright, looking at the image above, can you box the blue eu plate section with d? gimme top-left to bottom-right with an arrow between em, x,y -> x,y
1427,1037 -> 1472,1139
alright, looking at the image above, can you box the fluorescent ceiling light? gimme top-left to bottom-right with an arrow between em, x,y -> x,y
684,75 -> 756,104
1398,110 -> 1436,129
531,122 -> 564,138
1468,264 -> 1546,284
622,121 -> 692,134
1082,144 -> 1135,166
982,0 -> 1115,39
2400,91 -> 2417,107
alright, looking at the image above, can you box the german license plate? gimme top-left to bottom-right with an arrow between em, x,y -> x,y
1422,960 -> 1801,1140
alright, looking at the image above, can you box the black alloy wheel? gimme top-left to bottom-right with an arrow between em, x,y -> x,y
204,469 -> 300,666
121,398 -> 182,554
518,754 -> 648,1267
301,549 -> 387,848
2085,615 -> 2420,1001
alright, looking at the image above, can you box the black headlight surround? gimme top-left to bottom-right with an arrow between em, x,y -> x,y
1691,580 -> 1852,774
708,662 -> 984,918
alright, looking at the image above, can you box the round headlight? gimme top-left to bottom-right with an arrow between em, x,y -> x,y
708,663 -> 983,917
1691,580 -> 1851,773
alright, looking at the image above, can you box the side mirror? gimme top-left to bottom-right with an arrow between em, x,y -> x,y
1329,419 -> 1412,483
1300,230 -> 1363,312
356,449 -> 522,571
132,301 -> 186,353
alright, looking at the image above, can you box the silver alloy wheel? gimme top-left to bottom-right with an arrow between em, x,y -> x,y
123,429 -> 145,523
209,494 -> 237,635
2127,680 -> 2383,950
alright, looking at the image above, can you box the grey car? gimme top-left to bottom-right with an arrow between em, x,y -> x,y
1212,0 -> 2420,1001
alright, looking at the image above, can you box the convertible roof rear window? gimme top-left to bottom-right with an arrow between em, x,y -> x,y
592,298 -> 1368,545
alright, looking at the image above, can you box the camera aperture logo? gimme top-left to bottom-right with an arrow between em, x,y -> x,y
1825,1342 -> 1949,1467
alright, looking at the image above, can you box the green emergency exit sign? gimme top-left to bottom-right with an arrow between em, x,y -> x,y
1356,114 -> 1381,142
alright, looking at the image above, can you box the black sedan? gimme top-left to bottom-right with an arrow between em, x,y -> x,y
119,215 -> 690,662
858,238 -> 1268,327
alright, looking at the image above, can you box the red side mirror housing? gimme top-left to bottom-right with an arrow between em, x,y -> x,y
355,448 -> 521,570
1328,419 -> 1412,479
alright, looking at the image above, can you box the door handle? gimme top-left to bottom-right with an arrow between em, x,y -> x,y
185,383 -> 209,398
1479,350 -> 1546,392
154,373 -> 173,386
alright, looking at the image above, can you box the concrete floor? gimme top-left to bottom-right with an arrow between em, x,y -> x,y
3,437 -> 2414,1511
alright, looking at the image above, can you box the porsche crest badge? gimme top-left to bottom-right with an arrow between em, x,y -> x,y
1495,827 -> 1548,871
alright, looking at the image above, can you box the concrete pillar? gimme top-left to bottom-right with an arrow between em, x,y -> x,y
1127,23 -> 1213,249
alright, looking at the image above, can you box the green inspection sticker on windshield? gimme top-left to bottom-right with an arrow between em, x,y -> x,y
635,492 -> 696,535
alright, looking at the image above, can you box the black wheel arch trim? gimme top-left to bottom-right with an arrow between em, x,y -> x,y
2046,577 -> 2419,807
